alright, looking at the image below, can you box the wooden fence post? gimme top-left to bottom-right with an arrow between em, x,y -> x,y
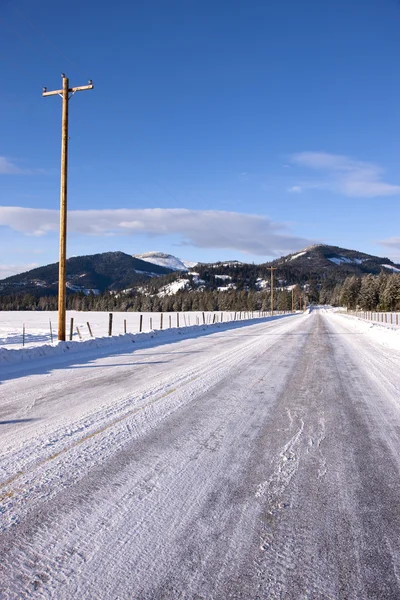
76,326 -> 82,340
169,315 -> 172,329
108,313 -> 113,336
150,317 -> 153,330
139,314 -> 143,332
177,313 -> 180,328
202,312 -> 205,324
160,313 -> 163,330
124,319 -> 127,334
49,319 -> 53,343
87,322 -> 93,337
23,323 -> 25,347
69,317 -> 74,341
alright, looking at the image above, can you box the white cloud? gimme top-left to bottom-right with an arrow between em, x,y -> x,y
376,237 -> 400,263
0,156 -> 45,175
0,263 -> 39,279
288,185 -> 302,193
0,206 -> 315,257
0,157 -> 24,175
289,152 -> 400,197
378,237 -> 400,251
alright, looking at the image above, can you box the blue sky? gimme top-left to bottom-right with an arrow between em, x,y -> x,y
1,0 -> 400,277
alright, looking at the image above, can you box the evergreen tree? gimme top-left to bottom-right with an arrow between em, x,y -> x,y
340,276 -> 361,309
382,274 -> 400,311
357,275 -> 379,310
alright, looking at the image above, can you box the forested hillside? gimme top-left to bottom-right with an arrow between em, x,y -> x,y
1,244 -> 399,312
1,271 -> 400,312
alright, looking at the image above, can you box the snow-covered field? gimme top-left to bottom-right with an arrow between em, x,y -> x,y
1,308 -> 400,598
0,309 -> 262,350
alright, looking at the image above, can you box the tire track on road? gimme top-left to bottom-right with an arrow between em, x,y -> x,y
0,315 -> 313,599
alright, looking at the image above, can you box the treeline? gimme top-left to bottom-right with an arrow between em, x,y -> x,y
320,272 -> 400,310
3,271 -> 398,313
0,288 -> 300,312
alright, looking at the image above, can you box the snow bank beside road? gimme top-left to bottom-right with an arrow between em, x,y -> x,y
0,315 -> 294,367
328,310 -> 400,352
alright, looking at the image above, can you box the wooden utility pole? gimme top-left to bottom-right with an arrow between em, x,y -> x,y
43,75 -> 93,341
267,267 -> 277,316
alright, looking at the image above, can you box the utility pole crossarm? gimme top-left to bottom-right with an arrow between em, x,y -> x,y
42,82 -> 93,97
70,84 -> 94,93
42,88 -> 63,97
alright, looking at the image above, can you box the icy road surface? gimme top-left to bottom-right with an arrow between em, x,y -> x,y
1,309 -> 400,599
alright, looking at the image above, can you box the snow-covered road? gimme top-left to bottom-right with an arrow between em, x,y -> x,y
1,309 -> 400,599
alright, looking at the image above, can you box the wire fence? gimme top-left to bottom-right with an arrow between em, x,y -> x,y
0,309 -> 296,349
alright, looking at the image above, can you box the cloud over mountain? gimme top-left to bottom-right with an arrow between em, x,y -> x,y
0,207 -> 314,257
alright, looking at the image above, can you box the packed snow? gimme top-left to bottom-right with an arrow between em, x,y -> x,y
382,264 -> 400,273
134,252 -> 190,271
66,283 -> 100,295
157,279 -> 189,295
288,251 -> 307,261
2,307 -> 400,599
327,255 -> 367,266
328,256 -> 354,265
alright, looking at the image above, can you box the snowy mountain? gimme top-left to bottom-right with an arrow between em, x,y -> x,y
271,244 -> 398,279
134,245 -> 400,298
134,252 -> 196,272
1,244 -> 399,300
0,252 -> 173,297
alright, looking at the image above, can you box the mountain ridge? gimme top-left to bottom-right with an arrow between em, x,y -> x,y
0,244 -> 398,297
0,251 -> 173,297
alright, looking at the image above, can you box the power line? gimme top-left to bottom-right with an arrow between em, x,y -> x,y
12,5 -> 136,127
13,6 -> 77,70
0,15 -> 64,73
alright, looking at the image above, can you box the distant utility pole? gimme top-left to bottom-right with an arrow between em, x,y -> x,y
43,74 -> 93,341
268,267 -> 277,316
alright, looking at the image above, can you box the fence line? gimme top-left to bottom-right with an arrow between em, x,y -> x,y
342,310 -> 400,326
1,309 -> 300,349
